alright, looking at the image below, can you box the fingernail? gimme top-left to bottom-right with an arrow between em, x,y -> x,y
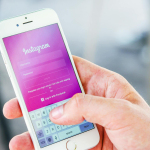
51,105 -> 64,119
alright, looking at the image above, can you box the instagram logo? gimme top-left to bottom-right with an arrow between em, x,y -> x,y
23,43 -> 50,55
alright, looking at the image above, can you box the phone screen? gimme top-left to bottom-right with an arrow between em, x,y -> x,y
3,24 -> 94,148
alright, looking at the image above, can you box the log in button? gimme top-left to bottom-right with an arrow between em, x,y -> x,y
80,122 -> 94,133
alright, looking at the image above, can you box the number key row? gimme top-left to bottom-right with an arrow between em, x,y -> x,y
30,105 -> 61,120
36,117 -> 52,128
30,99 -> 70,121
36,125 -> 74,138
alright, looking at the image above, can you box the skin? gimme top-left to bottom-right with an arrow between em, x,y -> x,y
3,56 -> 150,150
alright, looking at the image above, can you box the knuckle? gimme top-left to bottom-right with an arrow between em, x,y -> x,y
109,73 -> 127,86
119,100 -> 133,115
107,72 -> 131,97
73,93 -> 85,109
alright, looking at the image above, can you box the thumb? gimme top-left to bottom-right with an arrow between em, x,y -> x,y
50,93 -> 132,128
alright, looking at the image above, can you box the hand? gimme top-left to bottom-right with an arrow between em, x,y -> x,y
3,56 -> 150,150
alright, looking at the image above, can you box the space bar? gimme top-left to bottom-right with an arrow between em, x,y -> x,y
58,126 -> 81,140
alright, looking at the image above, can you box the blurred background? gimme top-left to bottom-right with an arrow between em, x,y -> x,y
0,0 -> 149,149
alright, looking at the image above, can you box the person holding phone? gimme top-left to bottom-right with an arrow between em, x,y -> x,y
3,56 -> 150,150
0,9 -> 100,150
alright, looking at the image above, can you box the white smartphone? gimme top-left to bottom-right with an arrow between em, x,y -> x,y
0,9 -> 100,150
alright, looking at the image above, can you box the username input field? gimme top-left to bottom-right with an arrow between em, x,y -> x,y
21,59 -> 66,79
24,68 -> 69,88
18,50 -> 63,69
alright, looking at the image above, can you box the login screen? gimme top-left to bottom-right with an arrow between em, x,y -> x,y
3,24 -> 94,148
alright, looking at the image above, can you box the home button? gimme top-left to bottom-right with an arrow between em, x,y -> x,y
66,140 -> 77,150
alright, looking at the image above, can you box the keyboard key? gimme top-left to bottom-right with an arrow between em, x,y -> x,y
67,125 -> 73,128
39,138 -> 47,148
55,125 -> 61,131
46,106 -> 51,114
36,121 -> 42,128
58,126 -> 81,140
62,99 -> 70,104
47,117 -> 52,125
35,110 -> 42,118
56,102 -> 62,106
61,101 -> 67,105
61,125 -> 67,129
80,122 -> 94,132
51,104 -> 57,110
46,136 -> 53,145
41,108 -> 47,117
50,125 -> 56,133
36,130 -> 44,138
44,127 -> 51,135
84,120 -> 87,123
53,134 -> 59,142
30,112 -> 36,120
42,119 -> 47,126
66,98 -> 70,102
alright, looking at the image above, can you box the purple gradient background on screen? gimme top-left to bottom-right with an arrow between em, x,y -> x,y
3,24 -> 81,112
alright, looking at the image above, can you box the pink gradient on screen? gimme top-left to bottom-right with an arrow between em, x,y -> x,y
3,24 -> 81,112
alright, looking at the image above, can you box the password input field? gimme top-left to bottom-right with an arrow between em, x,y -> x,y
24,68 -> 69,88
18,50 -> 63,69
21,59 -> 66,79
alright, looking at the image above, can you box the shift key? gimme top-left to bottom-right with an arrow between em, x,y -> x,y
58,126 -> 81,140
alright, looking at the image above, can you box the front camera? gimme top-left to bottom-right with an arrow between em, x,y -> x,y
16,24 -> 19,27
25,17 -> 27,19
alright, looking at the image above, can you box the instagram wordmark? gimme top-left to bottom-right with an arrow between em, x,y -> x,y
23,43 -> 50,55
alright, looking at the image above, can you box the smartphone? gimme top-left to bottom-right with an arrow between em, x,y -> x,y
0,9 -> 100,150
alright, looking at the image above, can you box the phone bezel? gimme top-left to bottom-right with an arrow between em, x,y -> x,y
0,9 -> 100,150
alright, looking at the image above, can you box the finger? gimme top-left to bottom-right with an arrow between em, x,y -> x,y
89,124 -> 104,150
3,98 -> 23,119
102,129 -> 113,149
73,56 -> 147,106
50,93 -> 133,129
9,132 -> 34,150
